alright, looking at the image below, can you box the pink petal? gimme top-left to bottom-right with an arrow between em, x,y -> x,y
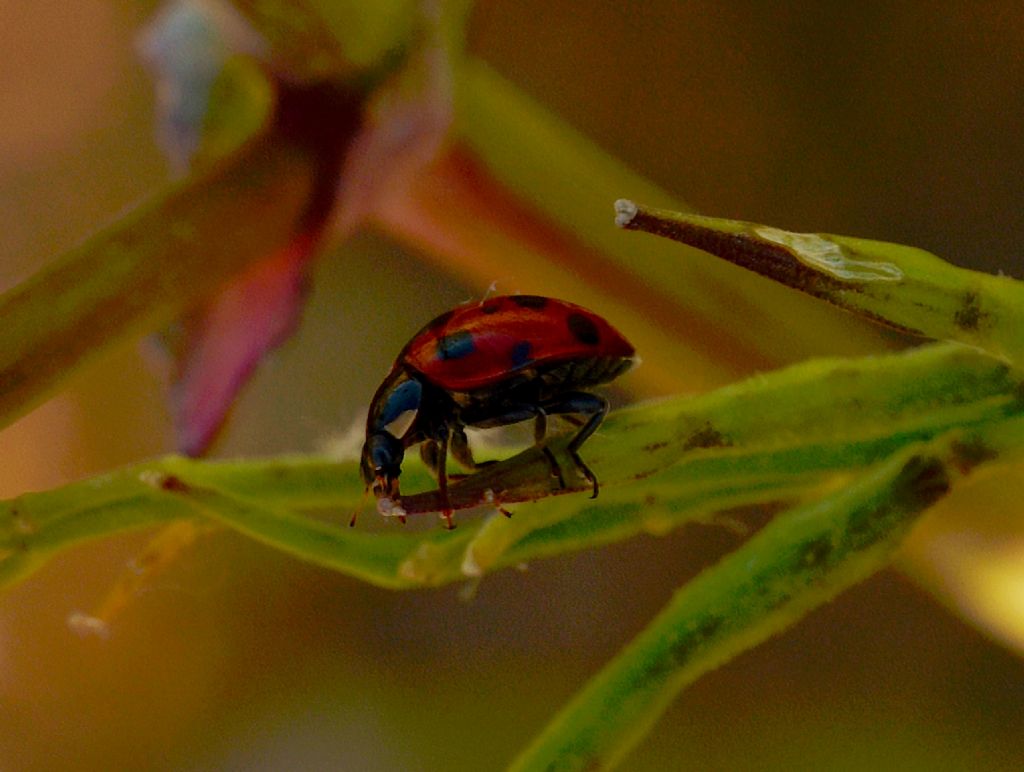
164,230 -> 319,455
153,16 -> 454,455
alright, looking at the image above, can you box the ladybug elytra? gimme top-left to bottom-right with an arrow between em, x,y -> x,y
359,295 -> 637,528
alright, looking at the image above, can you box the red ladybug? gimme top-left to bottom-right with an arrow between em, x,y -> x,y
359,295 -> 636,528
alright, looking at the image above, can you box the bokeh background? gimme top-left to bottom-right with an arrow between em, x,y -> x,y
1,2 -> 1023,769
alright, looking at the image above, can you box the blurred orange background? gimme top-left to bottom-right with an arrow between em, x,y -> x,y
1,2 -> 1023,769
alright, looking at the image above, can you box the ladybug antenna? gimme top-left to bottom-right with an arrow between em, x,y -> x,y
348,486 -> 372,528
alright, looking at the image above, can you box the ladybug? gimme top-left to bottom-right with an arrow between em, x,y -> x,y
359,295 -> 637,528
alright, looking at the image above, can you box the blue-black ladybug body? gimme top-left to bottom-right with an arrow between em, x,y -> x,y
360,295 -> 636,527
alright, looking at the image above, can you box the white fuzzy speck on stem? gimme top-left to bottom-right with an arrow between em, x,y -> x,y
614,199 -> 639,228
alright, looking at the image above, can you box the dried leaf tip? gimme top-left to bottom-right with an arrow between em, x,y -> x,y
614,199 -> 639,228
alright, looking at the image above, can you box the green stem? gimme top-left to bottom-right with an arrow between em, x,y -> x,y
0,77 -> 365,433
2,344 -> 1018,592
509,427 -> 1014,771
452,61 -> 889,382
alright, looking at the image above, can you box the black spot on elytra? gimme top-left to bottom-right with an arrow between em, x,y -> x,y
480,300 -> 502,314
510,340 -> 532,368
427,309 -> 454,331
954,290 -> 984,331
567,312 -> 600,345
511,295 -> 549,309
436,329 -> 475,360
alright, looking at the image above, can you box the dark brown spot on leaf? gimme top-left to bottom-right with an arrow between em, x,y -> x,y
954,291 -> 984,331
644,440 -> 669,452
950,436 -> 998,475
682,423 -> 730,451
846,455 -> 950,547
798,536 -> 835,569
670,616 -> 725,667
695,615 -> 724,641
895,455 -> 950,511
642,613 -> 727,685
160,474 -> 190,493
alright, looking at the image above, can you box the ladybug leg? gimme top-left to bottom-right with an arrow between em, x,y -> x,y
419,440 -> 441,477
449,426 -> 497,476
541,446 -> 566,489
533,410 -> 548,442
450,427 -> 513,518
420,435 -> 457,528
530,409 -> 569,488
436,429 -> 456,530
474,402 -> 570,490
463,402 -> 566,487
540,392 -> 609,498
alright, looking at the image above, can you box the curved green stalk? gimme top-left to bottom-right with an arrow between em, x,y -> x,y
509,421 -> 1024,771
0,64 -> 324,431
2,342 -> 1019,591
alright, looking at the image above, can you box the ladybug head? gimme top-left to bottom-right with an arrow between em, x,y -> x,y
360,431 -> 405,498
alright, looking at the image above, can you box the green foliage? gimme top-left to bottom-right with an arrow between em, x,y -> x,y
511,443 -> 959,770
616,201 -> 1024,361
0,62 -> 307,429
3,342 -> 1018,593
2,4 -> 1023,770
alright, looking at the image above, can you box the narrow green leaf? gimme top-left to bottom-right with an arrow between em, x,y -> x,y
2,343 -> 1018,592
152,474 -> 429,589
615,200 -> 1024,365
509,425 -> 1023,771
453,60 -> 889,381
396,341 -> 1019,516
